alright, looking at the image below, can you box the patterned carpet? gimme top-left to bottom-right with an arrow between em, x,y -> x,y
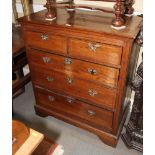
13,82 -> 142,155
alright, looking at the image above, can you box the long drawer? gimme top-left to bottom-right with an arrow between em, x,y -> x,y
69,38 -> 122,67
34,86 -> 113,131
30,66 -> 117,111
27,49 -> 119,88
24,31 -> 67,54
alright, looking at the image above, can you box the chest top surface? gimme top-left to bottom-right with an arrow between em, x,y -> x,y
19,8 -> 142,39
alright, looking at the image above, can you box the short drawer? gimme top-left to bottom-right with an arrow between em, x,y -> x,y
69,38 -> 122,67
34,87 -> 113,131
31,66 -> 117,111
24,31 -> 67,54
27,49 -> 119,88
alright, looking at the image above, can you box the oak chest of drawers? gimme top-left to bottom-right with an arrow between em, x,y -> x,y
19,8 -> 142,147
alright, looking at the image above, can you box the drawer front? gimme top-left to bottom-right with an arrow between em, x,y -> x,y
24,31 -> 67,54
69,38 -> 122,67
31,66 -> 117,111
35,87 -> 113,130
27,49 -> 119,88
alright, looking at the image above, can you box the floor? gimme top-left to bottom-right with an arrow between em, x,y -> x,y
13,82 -> 142,155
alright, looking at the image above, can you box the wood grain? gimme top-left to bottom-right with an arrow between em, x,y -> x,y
18,8 -> 142,39
69,38 -> 122,66
35,86 -> 113,131
31,65 -> 117,111
27,49 -> 120,88
24,30 -> 67,54
12,120 -> 30,154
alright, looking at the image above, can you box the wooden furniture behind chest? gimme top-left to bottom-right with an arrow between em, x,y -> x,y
12,24 -> 31,98
12,0 -> 31,98
19,8 -> 142,147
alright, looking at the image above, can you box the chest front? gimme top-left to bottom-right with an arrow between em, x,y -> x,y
19,9 -> 142,147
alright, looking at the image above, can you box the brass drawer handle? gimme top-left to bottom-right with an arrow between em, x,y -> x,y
64,58 -> 72,65
88,68 -> 97,75
66,97 -> 75,104
87,110 -> 96,116
42,57 -> 50,63
66,77 -> 73,84
48,96 -> 55,102
46,76 -> 54,82
41,34 -> 48,41
88,89 -> 97,97
88,42 -> 101,52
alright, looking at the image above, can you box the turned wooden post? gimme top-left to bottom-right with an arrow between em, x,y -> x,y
69,0 -> 74,9
44,0 -> 56,20
125,0 -> 135,15
112,0 -> 125,27
67,8 -> 75,26
13,0 -> 31,26
12,0 -> 19,25
21,0 -> 31,16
